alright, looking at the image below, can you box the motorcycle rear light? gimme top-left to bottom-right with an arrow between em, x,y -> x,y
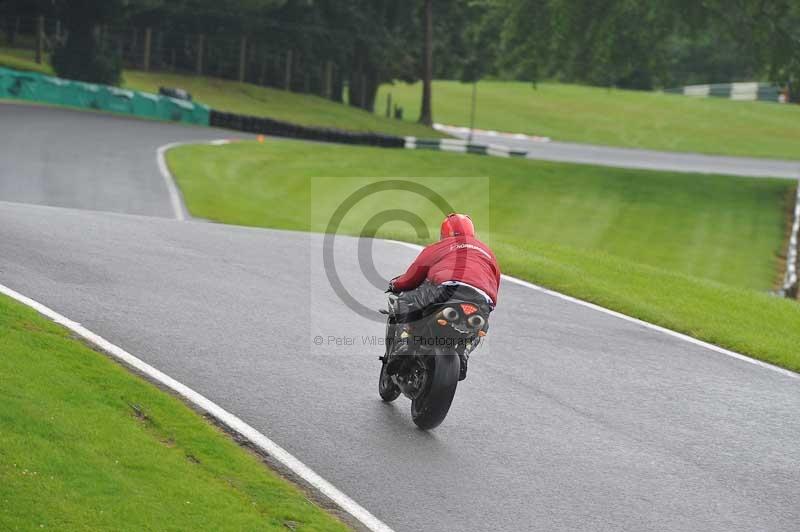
437,319 -> 448,326
460,303 -> 478,315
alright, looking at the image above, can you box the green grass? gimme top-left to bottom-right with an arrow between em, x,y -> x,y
168,141 -> 789,290
0,46 -> 52,74
0,46 -> 442,138
377,80 -> 800,160
165,141 -> 800,373
124,72 -> 445,138
0,293 -> 348,531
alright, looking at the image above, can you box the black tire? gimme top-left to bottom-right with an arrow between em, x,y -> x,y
378,360 -> 401,402
411,352 -> 460,430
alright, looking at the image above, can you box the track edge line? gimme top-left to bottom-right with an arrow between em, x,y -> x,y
156,142 -> 191,221
0,282 -> 395,532
387,240 -> 798,381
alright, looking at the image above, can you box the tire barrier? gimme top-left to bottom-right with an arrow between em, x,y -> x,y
664,82 -> 786,103
209,110 -> 406,148
0,66 -> 210,125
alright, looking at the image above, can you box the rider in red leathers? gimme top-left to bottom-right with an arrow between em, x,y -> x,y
386,213 -> 501,379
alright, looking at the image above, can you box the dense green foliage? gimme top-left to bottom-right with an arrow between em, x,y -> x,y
4,0 -> 797,112
49,0 -> 123,84
0,293 -> 348,531
166,141 -> 800,372
475,0 -> 800,92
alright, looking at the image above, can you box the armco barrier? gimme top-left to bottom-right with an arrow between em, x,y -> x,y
664,81 -> 786,103
0,66 -> 210,125
209,109 -> 406,148
404,136 -> 529,159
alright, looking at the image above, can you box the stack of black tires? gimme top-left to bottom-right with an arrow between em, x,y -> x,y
210,110 -> 405,148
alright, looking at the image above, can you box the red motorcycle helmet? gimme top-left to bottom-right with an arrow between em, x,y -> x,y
440,213 -> 475,239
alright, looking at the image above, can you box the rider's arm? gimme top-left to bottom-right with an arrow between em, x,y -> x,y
390,245 -> 436,292
494,265 -> 501,304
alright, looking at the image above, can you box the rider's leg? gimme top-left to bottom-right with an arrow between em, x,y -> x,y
385,283 -> 437,374
386,282 -> 465,375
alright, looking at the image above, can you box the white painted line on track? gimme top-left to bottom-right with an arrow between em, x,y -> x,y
157,139 -> 236,222
156,142 -> 190,221
0,282 -> 395,532
388,240 -> 799,381
781,179 -> 800,295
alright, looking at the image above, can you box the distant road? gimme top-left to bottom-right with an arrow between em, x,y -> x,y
441,127 -> 800,179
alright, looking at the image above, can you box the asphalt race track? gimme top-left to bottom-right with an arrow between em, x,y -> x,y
0,104 -> 246,216
445,129 -> 800,179
1,103 -> 799,531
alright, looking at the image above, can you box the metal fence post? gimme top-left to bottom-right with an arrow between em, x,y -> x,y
284,50 -> 293,90
195,34 -> 205,75
258,49 -> 268,86
324,61 -> 333,99
143,27 -> 152,72
238,35 -> 247,82
35,15 -> 44,64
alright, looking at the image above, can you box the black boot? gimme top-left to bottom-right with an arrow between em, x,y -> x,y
386,327 -> 412,375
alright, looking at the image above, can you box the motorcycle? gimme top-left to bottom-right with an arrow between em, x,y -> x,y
378,289 -> 491,429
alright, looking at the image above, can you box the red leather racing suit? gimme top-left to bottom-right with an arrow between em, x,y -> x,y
391,236 -> 501,305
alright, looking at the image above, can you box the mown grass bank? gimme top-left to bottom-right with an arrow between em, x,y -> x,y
0,46 -> 52,74
0,293 -> 349,531
0,46 -> 443,138
377,80 -> 800,160
166,141 -> 800,373
125,71 -> 444,138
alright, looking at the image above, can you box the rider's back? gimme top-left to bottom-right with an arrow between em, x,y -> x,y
419,235 -> 500,304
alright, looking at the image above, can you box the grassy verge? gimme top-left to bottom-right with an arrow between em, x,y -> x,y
166,141 -> 800,373
168,141 -> 789,290
0,293 -> 348,531
0,46 -> 443,138
124,71 -> 445,138
0,46 -> 52,74
377,80 -> 800,160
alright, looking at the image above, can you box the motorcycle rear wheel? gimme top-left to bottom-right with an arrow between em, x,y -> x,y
411,353 -> 459,430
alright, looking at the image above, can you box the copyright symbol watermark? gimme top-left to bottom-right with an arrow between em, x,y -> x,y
309,177 -> 490,338
322,180 -> 458,322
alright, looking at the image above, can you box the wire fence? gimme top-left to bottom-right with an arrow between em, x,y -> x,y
0,15 -> 345,100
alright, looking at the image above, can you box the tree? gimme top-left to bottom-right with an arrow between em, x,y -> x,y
701,0 -> 800,98
418,0 -> 433,125
320,0 -> 418,112
1,0 -> 38,45
50,0 -> 130,84
11,0 -> 794,102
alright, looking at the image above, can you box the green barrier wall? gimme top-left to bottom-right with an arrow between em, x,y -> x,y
0,67 -> 210,126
